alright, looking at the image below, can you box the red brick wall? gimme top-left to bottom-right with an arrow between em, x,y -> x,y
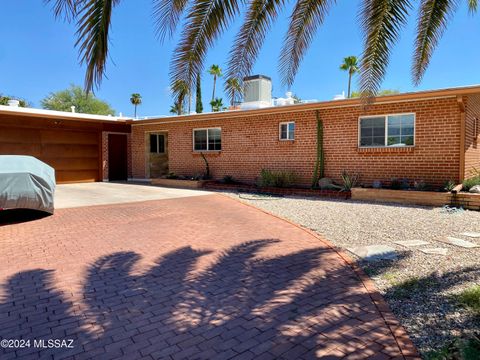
131,97 -> 462,187
465,94 -> 480,179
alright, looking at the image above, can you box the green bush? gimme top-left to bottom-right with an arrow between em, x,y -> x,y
223,175 -> 236,184
340,171 -> 360,191
458,285 -> 480,314
444,180 -> 456,192
463,176 -> 480,191
259,169 -> 298,188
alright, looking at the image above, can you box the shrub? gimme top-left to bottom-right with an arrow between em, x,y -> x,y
340,171 -> 360,191
259,169 -> 298,188
444,180 -> 456,192
223,175 -> 235,184
463,176 -> 480,191
413,180 -> 428,191
457,285 -> 480,314
166,172 -> 178,179
390,178 -> 410,190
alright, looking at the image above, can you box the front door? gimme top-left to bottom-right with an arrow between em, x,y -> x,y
108,134 -> 128,181
148,132 -> 168,178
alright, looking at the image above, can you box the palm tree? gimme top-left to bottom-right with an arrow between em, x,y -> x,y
209,98 -> 223,112
208,65 -> 222,109
130,93 -> 142,118
225,77 -> 242,107
49,0 -> 478,98
340,56 -> 359,98
169,103 -> 180,115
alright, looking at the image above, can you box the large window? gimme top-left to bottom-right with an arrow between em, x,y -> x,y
359,113 -> 414,147
150,134 -> 165,153
279,122 -> 295,140
193,128 -> 221,151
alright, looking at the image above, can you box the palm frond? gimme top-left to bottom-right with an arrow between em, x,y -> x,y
75,0 -> 120,93
412,0 -> 459,86
45,0 -> 80,22
279,0 -> 336,88
468,0 -> 478,13
169,0 -> 242,103
227,0 -> 285,82
152,0 -> 190,41
359,0 -> 412,98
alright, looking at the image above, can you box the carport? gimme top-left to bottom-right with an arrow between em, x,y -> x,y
0,106 -> 130,183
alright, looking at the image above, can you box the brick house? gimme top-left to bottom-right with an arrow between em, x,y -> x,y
128,86 -> 480,188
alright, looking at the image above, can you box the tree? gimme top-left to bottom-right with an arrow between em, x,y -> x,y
209,98 -> 223,112
208,65 -> 222,110
292,94 -> 302,104
130,93 -> 142,118
340,56 -> 359,98
195,75 -> 203,114
171,80 -> 189,115
169,103 -> 180,115
0,95 -> 30,107
41,85 -> 115,115
225,77 -> 242,107
50,0 -> 478,97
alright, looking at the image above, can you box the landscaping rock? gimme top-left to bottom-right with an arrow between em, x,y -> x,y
346,245 -> 398,261
461,232 -> 480,238
394,240 -> 430,247
444,236 -> 479,248
419,248 -> 448,256
318,177 -> 340,190
469,185 -> 480,193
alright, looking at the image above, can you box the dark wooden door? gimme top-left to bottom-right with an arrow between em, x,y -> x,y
108,134 -> 128,181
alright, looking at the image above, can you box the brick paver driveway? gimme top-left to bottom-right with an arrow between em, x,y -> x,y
0,192 -> 418,359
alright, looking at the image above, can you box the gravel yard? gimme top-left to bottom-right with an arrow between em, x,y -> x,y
225,192 -> 480,356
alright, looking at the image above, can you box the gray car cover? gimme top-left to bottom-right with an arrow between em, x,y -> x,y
0,156 -> 56,214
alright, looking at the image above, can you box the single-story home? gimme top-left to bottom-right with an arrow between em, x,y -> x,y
129,85 -> 480,187
1,85 -> 479,188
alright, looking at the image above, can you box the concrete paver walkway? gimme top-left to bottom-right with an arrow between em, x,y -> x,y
0,193 -> 418,359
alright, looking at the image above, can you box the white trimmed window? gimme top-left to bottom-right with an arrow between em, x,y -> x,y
359,113 -> 415,147
279,122 -> 295,140
193,128 -> 221,151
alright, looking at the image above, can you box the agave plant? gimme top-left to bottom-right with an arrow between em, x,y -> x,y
46,0 -> 478,101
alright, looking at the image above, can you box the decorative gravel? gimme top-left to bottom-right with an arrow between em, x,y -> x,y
225,192 -> 480,356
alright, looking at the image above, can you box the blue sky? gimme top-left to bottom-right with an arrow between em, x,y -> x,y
1,1 -> 479,117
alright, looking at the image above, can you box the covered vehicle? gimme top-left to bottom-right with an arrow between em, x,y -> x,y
0,156 -> 56,214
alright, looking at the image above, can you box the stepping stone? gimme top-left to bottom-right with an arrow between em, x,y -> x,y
419,248 -> 448,256
444,237 -> 479,249
347,245 -> 398,261
394,240 -> 430,247
461,232 -> 480,238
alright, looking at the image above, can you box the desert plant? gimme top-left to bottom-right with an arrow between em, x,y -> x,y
413,180 -> 428,191
259,169 -> 298,188
223,175 -> 235,184
340,171 -> 360,191
166,172 -> 178,179
463,174 -> 480,191
457,285 -> 480,315
444,180 -> 456,192
311,111 -> 325,189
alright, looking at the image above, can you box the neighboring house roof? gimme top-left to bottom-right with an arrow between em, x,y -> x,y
130,84 -> 480,126
0,105 -> 130,124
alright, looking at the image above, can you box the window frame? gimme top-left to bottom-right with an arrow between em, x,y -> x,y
192,127 -> 222,152
358,113 -> 416,148
279,121 -> 295,141
149,133 -> 166,154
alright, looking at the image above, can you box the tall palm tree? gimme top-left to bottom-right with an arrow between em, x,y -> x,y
130,93 -> 142,118
340,56 -> 359,98
196,74 -> 203,114
208,65 -> 222,108
48,0 -> 478,98
225,77 -> 242,107
171,80 -> 189,115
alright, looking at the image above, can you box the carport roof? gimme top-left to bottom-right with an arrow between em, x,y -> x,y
0,105 -> 130,124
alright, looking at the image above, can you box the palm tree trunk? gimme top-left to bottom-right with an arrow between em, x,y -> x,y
134,105 -> 137,118
188,90 -> 192,114
347,72 -> 352,98
231,89 -> 235,106
211,75 -> 216,111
